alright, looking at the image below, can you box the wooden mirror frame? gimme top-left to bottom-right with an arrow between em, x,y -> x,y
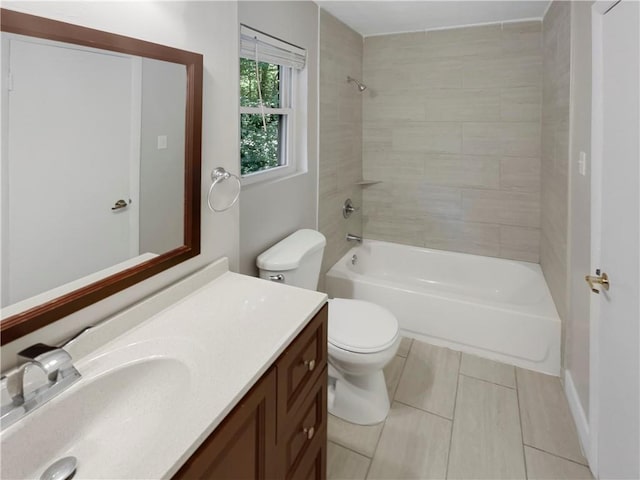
0,9 -> 203,345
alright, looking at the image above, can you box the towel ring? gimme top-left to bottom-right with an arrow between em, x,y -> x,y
207,167 -> 241,212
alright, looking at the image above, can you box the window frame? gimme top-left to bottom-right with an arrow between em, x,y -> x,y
239,63 -> 297,185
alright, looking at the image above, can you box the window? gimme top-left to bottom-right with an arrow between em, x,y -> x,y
240,58 -> 291,175
240,26 -> 306,182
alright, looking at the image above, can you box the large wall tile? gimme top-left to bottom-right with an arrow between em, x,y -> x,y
540,1 -> 571,320
364,151 -> 425,181
463,122 -> 541,157
500,156 -> 541,193
424,24 -> 503,59
364,58 -> 464,90
362,20 -> 542,261
423,216 -> 501,257
462,55 -> 543,89
501,86 -> 542,121
500,225 -> 541,263
424,88 -> 501,122
318,10 -> 363,290
423,154 -> 500,189
362,213 -> 425,246
392,122 -> 462,154
501,20 -> 543,57
364,94 -> 426,122
462,189 -> 540,228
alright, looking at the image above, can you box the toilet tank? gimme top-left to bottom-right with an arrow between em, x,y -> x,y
257,229 -> 326,290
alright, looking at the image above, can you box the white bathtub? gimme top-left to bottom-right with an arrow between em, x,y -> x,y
326,240 -> 561,375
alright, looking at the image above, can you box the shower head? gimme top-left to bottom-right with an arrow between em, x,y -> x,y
347,76 -> 367,92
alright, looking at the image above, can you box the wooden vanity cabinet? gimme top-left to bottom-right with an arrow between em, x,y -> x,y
174,369 -> 278,479
173,303 -> 328,480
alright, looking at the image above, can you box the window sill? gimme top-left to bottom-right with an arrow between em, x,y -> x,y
241,166 -> 306,189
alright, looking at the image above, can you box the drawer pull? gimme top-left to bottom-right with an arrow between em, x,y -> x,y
303,359 -> 316,372
303,426 -> 315,440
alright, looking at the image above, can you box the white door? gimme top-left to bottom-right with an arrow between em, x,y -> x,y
3,36 -> 140,305
591,1 -> 639,478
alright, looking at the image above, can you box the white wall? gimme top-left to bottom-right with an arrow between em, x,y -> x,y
139,58 -> 186,255
1,1 -> 240,367
238,1 -> 319,276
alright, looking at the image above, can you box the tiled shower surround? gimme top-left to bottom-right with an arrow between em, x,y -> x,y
540,1 -> 571,319
362,22 -> 543,262
318,10 -> 364,287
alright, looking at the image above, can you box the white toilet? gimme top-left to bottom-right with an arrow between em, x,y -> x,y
257,229 -> 400,425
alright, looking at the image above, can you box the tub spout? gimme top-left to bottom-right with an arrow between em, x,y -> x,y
346,233 -> 362,243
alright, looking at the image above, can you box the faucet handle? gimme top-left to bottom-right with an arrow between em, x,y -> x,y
343,199 -> 360,218
18,344 -> 73,381
61,325 -> 93,349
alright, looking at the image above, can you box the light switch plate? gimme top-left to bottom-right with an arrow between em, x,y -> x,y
578,151 -> 587,176
157,135 -> 168,150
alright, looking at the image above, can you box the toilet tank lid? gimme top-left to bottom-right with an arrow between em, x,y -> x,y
257,229 -> 326,271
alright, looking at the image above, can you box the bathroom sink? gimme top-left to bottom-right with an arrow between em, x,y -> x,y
0,266 -> 328,479
1,338 -> 203,480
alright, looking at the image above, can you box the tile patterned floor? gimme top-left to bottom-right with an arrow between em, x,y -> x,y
327,338 -> 593,480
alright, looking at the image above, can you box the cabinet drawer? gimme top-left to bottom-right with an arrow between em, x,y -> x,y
286,423 -> 327,480
282,368 -> 327,477
276,304 -> 327,427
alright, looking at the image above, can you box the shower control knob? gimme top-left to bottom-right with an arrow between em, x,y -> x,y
343,198 -> 360,218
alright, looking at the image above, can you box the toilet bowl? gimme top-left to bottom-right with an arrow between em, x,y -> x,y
257,229 -> 400,425
327,298 -> 400,425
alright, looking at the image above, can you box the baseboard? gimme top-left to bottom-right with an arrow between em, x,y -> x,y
564,369 -> 592,466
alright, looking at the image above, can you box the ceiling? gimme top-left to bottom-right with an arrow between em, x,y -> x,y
316,1 -> 551,37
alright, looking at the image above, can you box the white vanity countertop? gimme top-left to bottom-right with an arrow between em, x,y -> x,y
100,270 -> 327,479
0,260 -> 327,480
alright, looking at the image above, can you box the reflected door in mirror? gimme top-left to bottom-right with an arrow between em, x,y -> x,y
1,34 -> 186,310
0,7 -> 202,345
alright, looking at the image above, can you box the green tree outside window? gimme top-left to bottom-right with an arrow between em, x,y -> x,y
240,58 -> 283,175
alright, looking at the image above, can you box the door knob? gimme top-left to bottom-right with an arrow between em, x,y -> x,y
111,199 -> 129,211
585,271 -> 610,294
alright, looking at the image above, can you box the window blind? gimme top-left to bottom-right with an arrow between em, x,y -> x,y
240,25 -> 306,70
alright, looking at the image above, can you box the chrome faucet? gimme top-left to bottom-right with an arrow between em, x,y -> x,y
346,233 -> 363,243
18,344 -> 74,386
1,343 -> 81,428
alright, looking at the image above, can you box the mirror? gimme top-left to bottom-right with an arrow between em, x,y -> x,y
0,9 -> 203,344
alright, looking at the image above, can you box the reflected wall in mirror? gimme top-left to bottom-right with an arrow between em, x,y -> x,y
0,9 -> 203,344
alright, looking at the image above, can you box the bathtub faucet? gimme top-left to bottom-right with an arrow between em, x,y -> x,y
346,233 -> 363,243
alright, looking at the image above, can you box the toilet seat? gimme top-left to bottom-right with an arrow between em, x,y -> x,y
328,298 -> 399,354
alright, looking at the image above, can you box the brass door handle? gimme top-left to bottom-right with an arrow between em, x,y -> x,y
303,359 -> 316,372
111,199 -> 130,211
585,271 -> 610,294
